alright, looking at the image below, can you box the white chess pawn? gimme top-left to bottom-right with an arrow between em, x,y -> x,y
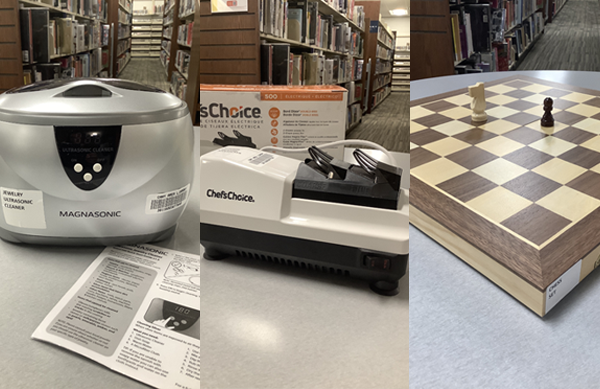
468,82 -> 487,122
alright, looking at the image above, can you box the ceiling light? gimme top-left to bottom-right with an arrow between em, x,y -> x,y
390,8 -> 408,16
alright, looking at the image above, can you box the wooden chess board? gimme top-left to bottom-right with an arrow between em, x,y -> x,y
410,75 -> 600,316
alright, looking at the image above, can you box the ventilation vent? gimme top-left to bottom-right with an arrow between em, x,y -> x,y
235,250 -> 350,276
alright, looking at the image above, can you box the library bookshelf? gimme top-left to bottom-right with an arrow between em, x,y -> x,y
0,0 -> 111,91
191,0 -> 365,127
411,0 -> 569,79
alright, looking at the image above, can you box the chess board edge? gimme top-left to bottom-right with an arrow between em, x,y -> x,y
410,204 -> 600,317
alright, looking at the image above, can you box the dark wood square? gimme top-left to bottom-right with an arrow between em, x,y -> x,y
501,204 -> 571,246
553,99 -> 579,110
422,100 -> 459,113
446,146 -> 498,170
504,100 -> 538,112
552,127 -> 596,144
558,146 -> 600,169
452,128 -> 497,145
410,129 -> 447,146
592,112 -> 600,120
566,171 -> 600,200
457,115 -> 498,126
411,147 -> 441,168
553,110 -> 587,126
503,146 -> 554,169
504,89 -> 536,99
412,113 -> 455,128
503,127 -> 546,145
544,88 -> 571,98
505,80 -> 533,89
503,112 -> 540,126
502,171 -> 561,202
583,97 -> 600,108
437,172 -> 497,203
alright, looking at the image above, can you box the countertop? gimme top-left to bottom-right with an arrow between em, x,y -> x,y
0,129 -> 200,388
410,71 -> 600,388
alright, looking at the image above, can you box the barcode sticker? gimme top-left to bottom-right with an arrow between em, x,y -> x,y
248,153 -> 275,166
145,184 -> 190,214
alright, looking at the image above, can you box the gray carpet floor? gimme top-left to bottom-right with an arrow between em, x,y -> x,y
518,0 -> 600,70
118,58 -> 170,92
347,92 -> 410,153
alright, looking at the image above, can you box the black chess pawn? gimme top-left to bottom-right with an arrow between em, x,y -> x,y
541,97 -> 554,127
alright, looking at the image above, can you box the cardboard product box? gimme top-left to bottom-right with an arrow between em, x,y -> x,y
199,85 -> 348,159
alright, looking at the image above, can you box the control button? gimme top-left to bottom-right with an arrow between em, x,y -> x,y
93,163 -> 102,173
83,173 -> 93,182
181,320 -> 187,325
366,256 -> 391,270
173,321 -> 180,326
74,163 -> 83,173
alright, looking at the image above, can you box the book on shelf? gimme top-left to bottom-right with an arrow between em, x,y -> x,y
287,7 -> 303,42
20,8 -> 52,64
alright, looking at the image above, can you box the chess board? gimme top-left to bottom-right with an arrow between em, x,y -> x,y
410,75 -> 600,316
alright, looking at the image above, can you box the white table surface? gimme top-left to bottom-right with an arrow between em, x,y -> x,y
0,129 -> 200,389
411,71 -> 600,388
200,147 -> 409,389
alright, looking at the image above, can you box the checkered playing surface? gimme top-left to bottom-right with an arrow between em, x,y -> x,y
411,77 -> 600,247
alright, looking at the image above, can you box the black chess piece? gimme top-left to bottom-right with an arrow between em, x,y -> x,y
541,97 -> 554,127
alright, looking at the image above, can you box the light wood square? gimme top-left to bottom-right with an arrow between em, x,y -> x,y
467,187 -> 532,224
525,121 -> 568,134
566,104 -> 600,117
537,186 -> 600,222
431,120 -> 474,136
421,137 -> 471,157
487,94 -> 518,106
522,94 -> 549,105
476,136 -> 525,156
572,118 -> 600,134
411,158 -> 468,186
411,106 -> 435,120
487,84 -> 517,94
478,119 -> 521,135
444,94 -> 473,106
560,92 -> 595,103
532,158 -> 586,184
410,121 -> 427,134
410,142 -> 418,150
580,136 -> 600,152
487,106 -> 520,119
528,136 -> 577,156
439,106 -> 473,120
472,158 -> 529,185
521,83 -> 553,93
523,106 -> 562,116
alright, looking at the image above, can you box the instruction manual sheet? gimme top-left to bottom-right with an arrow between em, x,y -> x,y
32,244 -> 200,389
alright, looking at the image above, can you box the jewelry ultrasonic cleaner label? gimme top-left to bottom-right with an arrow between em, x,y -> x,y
1,187 -> 46,229
145,184 -> 190,214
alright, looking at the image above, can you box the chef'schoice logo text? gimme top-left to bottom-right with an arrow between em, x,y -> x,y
199,103 -> 262,119
59,210 -> 122,218
206,189 -> 255,203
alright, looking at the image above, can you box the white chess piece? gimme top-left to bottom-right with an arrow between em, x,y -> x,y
468,82 -> 487,122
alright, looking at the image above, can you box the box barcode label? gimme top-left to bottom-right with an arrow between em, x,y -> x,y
145,184 -> 190,214
248,153 -> 275,166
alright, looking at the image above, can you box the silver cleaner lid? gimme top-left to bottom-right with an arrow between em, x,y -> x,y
0,78 -> 190,125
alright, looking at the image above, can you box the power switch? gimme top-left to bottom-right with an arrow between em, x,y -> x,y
366,255 -> 391,270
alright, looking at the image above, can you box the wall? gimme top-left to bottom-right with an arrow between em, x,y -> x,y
381,16 -> 409,48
